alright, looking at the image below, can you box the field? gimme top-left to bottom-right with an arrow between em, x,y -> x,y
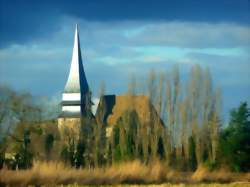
50,184 -> 250,187
26,184 -> 250,187
0,161 -> 250,187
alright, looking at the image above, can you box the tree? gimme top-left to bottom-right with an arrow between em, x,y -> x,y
80,90 -> 95,168
95,81 -> 107,166
125,111 -> 138,160
112,123 -> 121,162
60,144 -> 70,164
150,73 -> 164,160
0,136 -> 6,169
98,81 -> 106,98
141,124 -> 150,162
15,130 -> 33,169
157,136 -> 165,159
164,73 -> 172,165
60,127 -> 77,166
209,88 -> 221,164
45,133 -> 54,160
219,102 -> 250,171
127,74 -> 137,111
188,135 -> 197,170
172,65 -> 180,148
75,141 -> 85,168
187,65 -> 203,165
180,97 -> 189,165
147,69 -> 157,105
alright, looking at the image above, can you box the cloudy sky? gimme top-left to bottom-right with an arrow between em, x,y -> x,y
0,0 -> 249,122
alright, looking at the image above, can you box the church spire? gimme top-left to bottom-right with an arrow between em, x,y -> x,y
64,24 -> 89,94
60,24 -> 90,117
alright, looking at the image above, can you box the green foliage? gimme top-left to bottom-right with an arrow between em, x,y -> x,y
112,124 -> 122,162
107,109 -> 167,163
219,102 -> 250,171
0,136 -> 7,169
110,110 -> 140,162
157,137 -> 165,159
125,111 -> 138,160
203,160 -> 217,171
60,144 -> 70,164
15,130 -> 33,169
69,141 -> 75,167
75,141 -> 85,168
0,150 -> 4,169
114,145 -> 122,162
15,147 -> 33,169
107,143 -> 112,165
113,123 -> 120,146
188,136 -> 197,171
45,133 -> 54,158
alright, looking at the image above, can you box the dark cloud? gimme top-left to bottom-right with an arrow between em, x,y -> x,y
0,0 -> 249,47
0,0 -> 63,47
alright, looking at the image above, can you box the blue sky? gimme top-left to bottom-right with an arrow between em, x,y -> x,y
0,0 -> 249,122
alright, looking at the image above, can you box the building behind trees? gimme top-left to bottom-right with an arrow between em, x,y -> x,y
0,25 -> 249,172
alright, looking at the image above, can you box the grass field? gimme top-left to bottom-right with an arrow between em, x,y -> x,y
27,184 -> 250,187
86,184 -> 250,187
0,161 -> 250,187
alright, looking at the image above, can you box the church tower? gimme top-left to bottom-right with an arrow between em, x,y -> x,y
58,24 -> 92,138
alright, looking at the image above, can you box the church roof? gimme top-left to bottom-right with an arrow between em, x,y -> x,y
64,24 -> 89,94
95,94 -> 165,127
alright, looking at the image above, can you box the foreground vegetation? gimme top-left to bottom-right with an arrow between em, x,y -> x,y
39,183 -> 250,187
0,65 -> 249,186
28,184 -> 250,187
0,161 -> 250,186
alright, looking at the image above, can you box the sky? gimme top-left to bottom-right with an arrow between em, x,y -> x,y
0,0 -> 249,122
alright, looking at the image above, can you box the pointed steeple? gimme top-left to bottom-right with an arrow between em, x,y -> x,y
60,24 -> 90,117
64,24 -> 89,94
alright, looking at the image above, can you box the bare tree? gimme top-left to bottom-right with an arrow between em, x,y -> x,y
151,72 -> 165,160
187,65 -> 203,165
180,96 -> 189,163
210,87 -> 221,163
164,72 -> 173,163
127,73 -> 137,111
93,80 -> 106,166
147,69 -> 157,105
172,65 -> 180,152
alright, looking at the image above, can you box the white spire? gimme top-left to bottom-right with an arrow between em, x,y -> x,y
64,24 -> 89,94
76,23 -> 78,31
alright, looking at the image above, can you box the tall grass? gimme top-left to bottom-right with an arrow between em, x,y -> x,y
0,161 -> 249,186
46,184 -> 250,187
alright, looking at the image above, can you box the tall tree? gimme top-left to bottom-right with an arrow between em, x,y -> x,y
151,72 -> 164,160
44,133 -> 54,160
180,97 -> 189,165
164,72 -> 172,164
172,65 -> 180,146
92,81 -> 106,167
187,65 -> 203,165
209,88 -> 221,163
219,102 -> 250,171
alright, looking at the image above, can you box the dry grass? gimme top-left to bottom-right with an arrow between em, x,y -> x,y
56,184 -> 250,187
192,165 -> 250,183
0,161 -> 250,186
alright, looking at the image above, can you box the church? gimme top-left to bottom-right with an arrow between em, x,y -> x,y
58,25 -> 165,139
